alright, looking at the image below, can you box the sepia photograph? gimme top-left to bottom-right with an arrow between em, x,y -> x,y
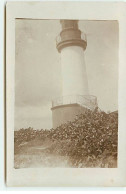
14,19 -> 118,169
6,1 -> 126,187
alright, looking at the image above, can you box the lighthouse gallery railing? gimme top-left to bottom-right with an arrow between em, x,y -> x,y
52,95 -> 97,110
56,32 -> 87,46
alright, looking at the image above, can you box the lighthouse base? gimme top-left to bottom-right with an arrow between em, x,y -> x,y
51,103 -> 87,129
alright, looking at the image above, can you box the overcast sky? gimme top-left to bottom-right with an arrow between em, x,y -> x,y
15,19 -> 118,130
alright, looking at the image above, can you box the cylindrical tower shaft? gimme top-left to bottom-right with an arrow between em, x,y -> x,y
61,46 -> 89,96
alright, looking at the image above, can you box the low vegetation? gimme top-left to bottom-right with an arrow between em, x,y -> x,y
14,108 -> 118,168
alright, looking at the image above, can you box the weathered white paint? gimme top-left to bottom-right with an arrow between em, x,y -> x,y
61,46 -> 89,97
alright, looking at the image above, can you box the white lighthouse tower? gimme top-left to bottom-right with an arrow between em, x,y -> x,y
51,20 -> 97,128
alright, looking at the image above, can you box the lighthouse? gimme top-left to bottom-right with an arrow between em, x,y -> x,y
51,20 -> 98,128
